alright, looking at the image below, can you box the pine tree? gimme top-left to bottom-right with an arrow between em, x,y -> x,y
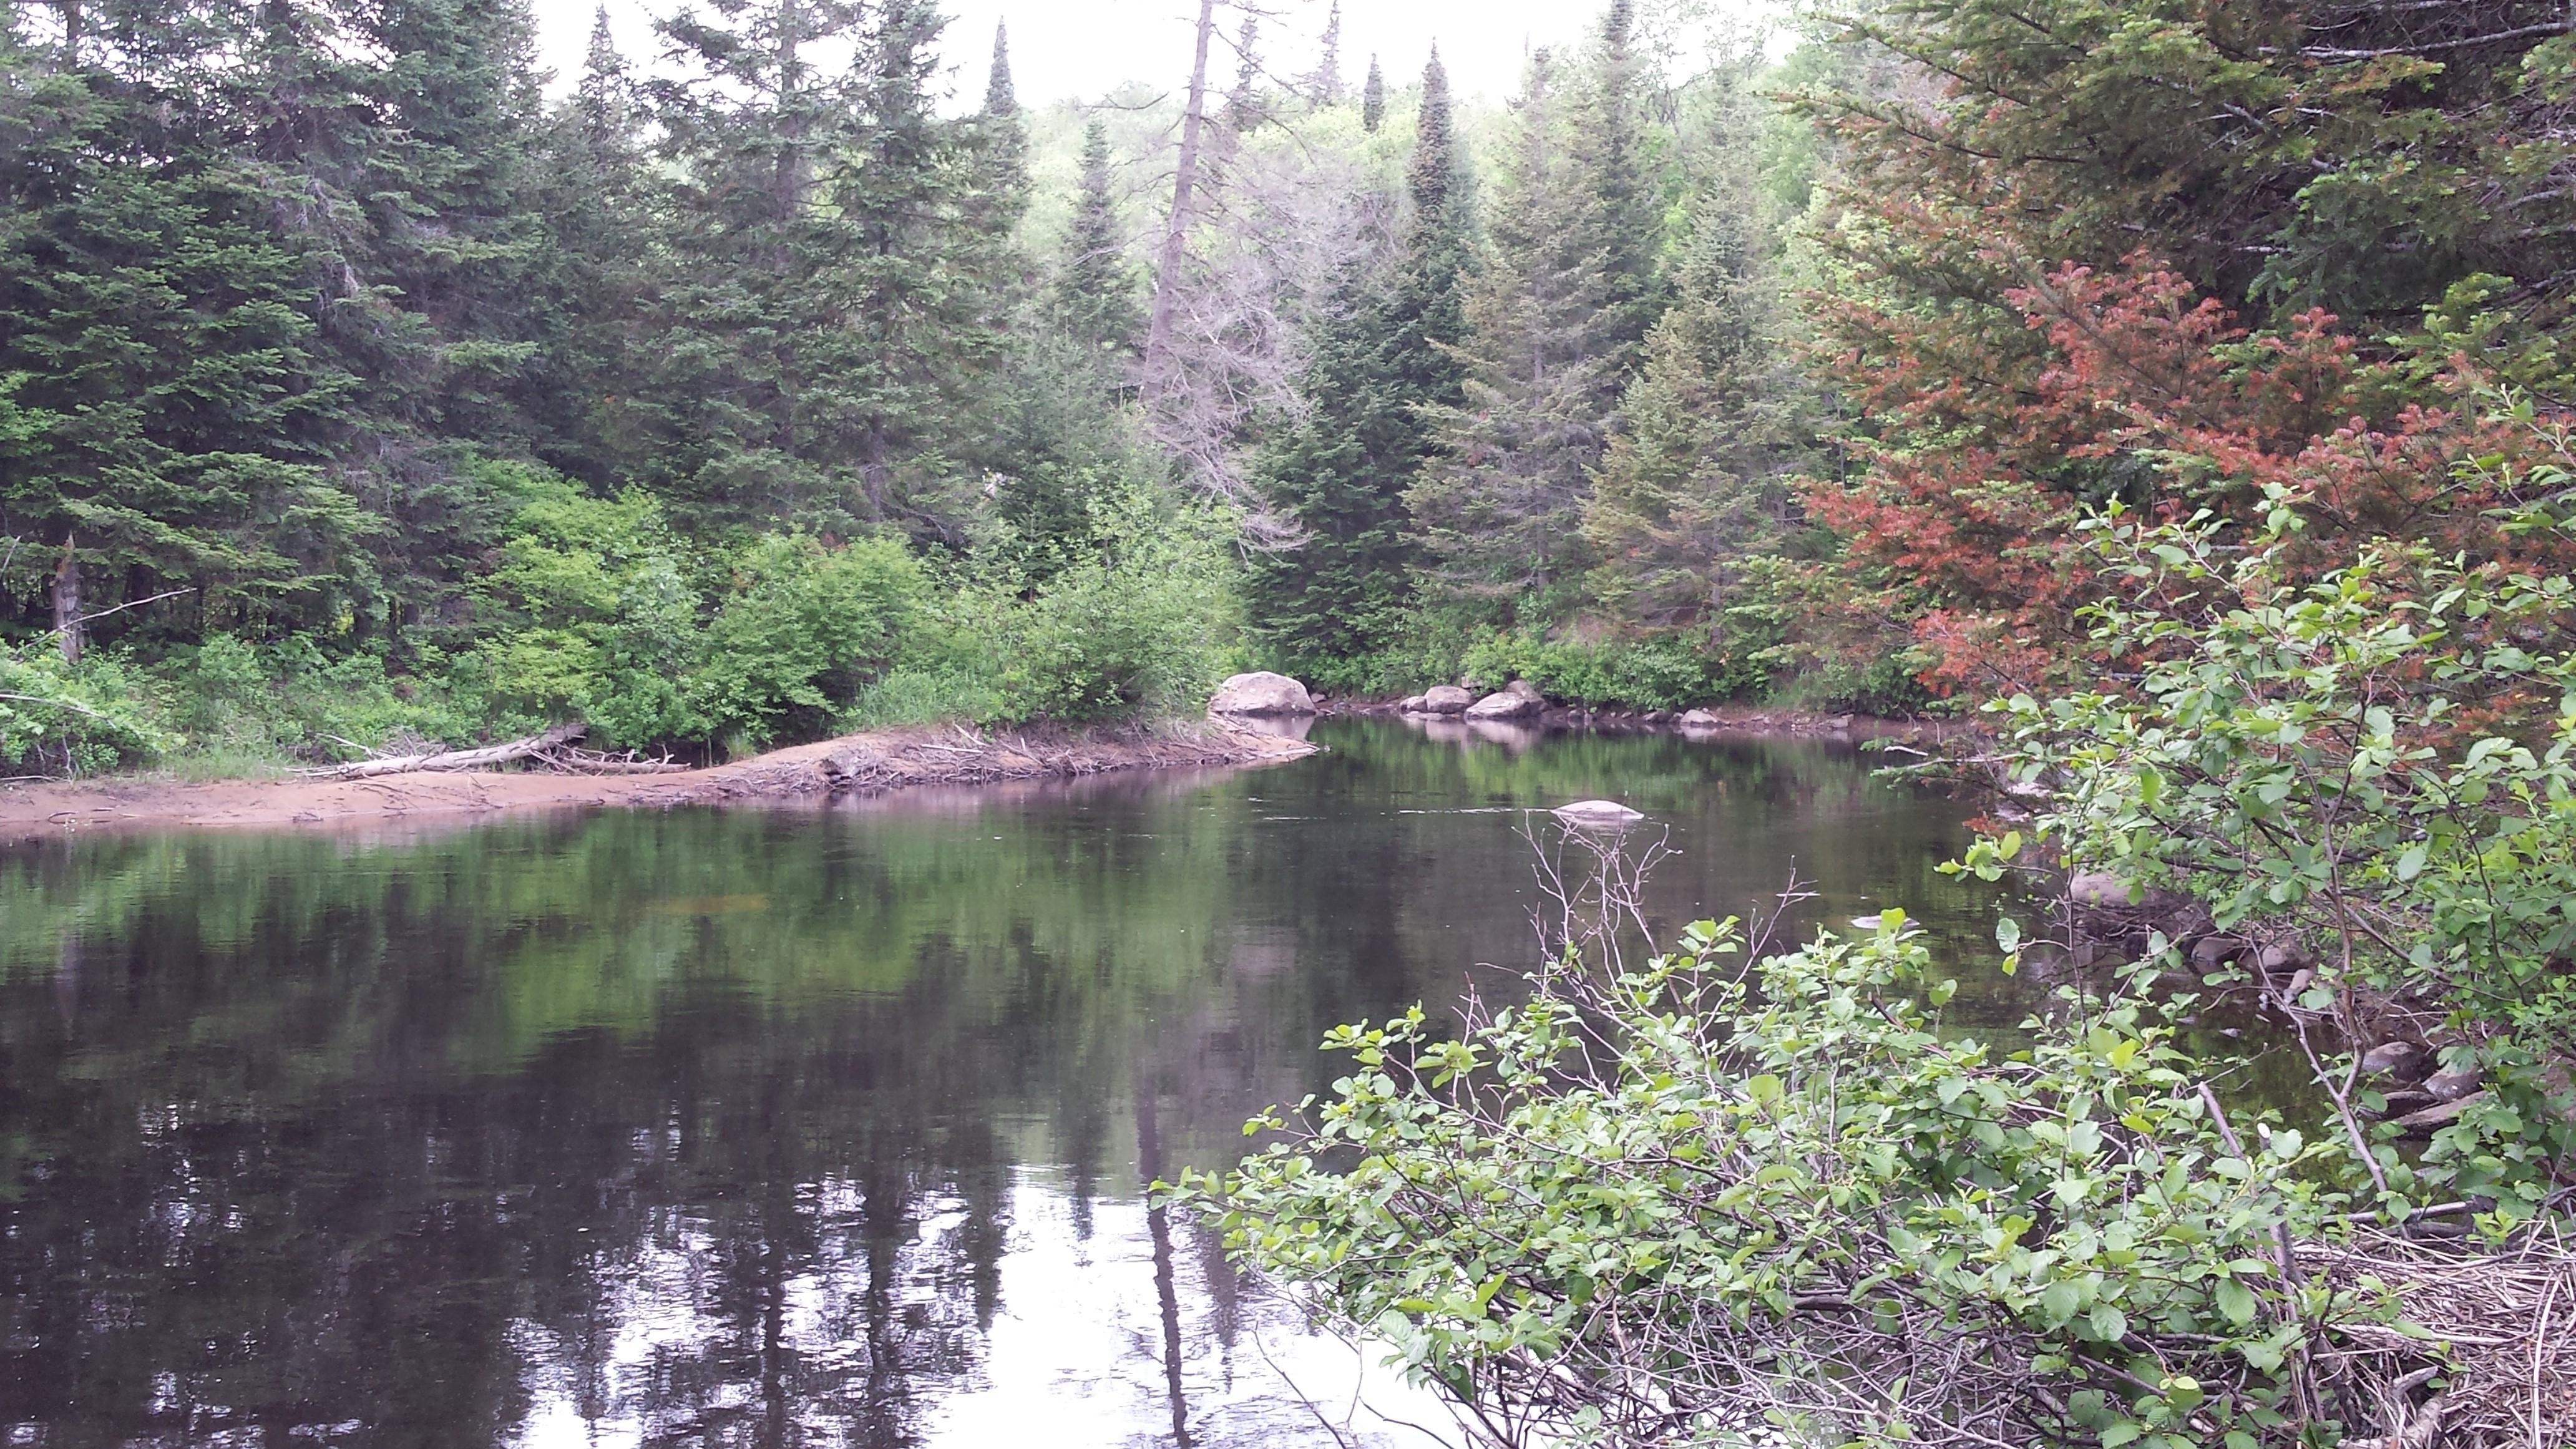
1410,50 -> 1611,618
976,18 -> 1029,231
533,6 -> 653,487
1360,54 -> 1384,133
1247,50 -> 1470,667
1581,202 -> 1812,634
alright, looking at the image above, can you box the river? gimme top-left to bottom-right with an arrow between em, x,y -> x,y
0,720 -> 2002,1448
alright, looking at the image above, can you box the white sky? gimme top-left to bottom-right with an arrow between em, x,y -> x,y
529,0 -> 1777,109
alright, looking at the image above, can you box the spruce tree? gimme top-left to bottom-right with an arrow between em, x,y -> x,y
1221,15 -> 1262,134
1411,50 -> 1611,619
1581,202 -> 1812,633
1247,50 -> 1470,668
1055,119 -> 1144,356
1568,0 -> 1669,378
1360,54 -> 1384,133
975,19 -> 1029,231
533,6 -> 653,487
1308,2 -> 1343,106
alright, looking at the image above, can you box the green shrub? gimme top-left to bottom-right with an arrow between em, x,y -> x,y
692,533 -> 924,748
1984,498 -> 2576,1223
1185,910 -> 2367,1449
0,642 -> 172,774
1457,630 -> 1741,710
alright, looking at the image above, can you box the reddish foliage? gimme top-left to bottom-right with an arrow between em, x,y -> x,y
1805,232 -> 2574,698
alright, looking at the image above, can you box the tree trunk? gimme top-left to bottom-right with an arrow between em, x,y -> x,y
51,535 -> 80,666
1143,0 -> 1219,398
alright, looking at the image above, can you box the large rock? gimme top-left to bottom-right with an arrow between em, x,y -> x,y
1553,799 -> 1644,830
1418,684 -> 1473,715
1678,708 -> 1723,728
1208,671 -> 1315,716
1465,689 -> 1544,720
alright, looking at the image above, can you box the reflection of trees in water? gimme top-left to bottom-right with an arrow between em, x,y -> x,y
0,725 -> 1994,1445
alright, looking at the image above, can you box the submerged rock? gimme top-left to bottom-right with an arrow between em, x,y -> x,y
1551,799 -> 1645,829
1208,671 -> 1315,716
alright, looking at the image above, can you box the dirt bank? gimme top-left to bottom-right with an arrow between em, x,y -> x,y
0,719 -> 1318,841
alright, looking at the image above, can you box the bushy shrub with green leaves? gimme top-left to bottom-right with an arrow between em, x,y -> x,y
1,642 -> 172,774
1184,910 -> 2371,1449
1459,631 -> 1744,709
692,533 -> 923,749
1986,498 -> 2576,1226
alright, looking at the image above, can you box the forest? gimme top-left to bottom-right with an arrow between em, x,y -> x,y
11,0 -> 2566,773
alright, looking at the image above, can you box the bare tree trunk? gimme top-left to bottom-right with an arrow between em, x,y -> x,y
1143,0 -> 1220,398
51,535 -> 80,666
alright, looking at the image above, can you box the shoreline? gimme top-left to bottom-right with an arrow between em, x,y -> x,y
0,718 -> 1319,841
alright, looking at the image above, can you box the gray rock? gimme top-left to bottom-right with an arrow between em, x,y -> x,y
1821,714 -> 1855,731
2424,1066 -> 2484,1102
2256,943 -> 2311,975
1552,799 -> 1645,830
1420,684 -> 1473,715
1208,671 -> 1316,716
2278,967 -> 2316,1002
2067,872 -> 2135,908
1641,710 -> 1671,723
1505,678 -> 1545,701
1678,708 -> 1723,728
2188,935 -> 2247,971
1465,690 -> 1545,721
1397,694 -> 1427,713
2359,1040 -> 2429,1080
2395,1091 -> 2484,1133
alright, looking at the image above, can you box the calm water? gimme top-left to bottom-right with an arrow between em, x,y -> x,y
0,720 -> 2001,1448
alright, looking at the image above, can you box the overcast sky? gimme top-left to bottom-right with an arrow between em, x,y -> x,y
528,0 -> 1782,110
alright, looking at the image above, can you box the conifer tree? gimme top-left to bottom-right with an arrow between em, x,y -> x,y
1360,54 -> 1384,133
976,19 -> 1029,231
1568,0 -> 1668,377
1411,50 -> 1610,618
1247,50 -> 1470,668
1221,15 -> 1263,134
1308,2 -> 1343,105
534,7 -> 653,487
1581,202 -> 1812,633
1056,120 -> 1144,356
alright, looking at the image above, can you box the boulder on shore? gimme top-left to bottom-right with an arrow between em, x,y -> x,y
1208,671 -> 1315,716
1465,689 -> 1544,720
1678,708 -> 1723,728
1419,684 -> 1474,715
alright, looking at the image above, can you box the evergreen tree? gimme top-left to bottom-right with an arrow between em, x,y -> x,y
1360,54 -> 1384,133
1567,0 -> 1669,377
1410,51 -> 1611,618
1221,15 -> 1262,134
1308,2 -> 1343,105
1247,50 -> 1470,668
1055,119 -> 1144,356
975,18 -> 1029,230
1581,202 -> 1812,634
532,7 -> 653,489
0,0 -> 373,642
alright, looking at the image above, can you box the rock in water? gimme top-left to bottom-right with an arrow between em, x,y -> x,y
1465,690 -> 1544,720
1419,684 -> 1473,715
1678,708 -> 1722,728
1208,671 -> 1315,716
1553,799 -> 1644,829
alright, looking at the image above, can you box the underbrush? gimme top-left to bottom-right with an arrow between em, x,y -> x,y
2,469 -> 1245,778
1182,829 -> 2574,1449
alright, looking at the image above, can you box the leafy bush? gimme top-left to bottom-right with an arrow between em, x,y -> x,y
1986,498 -> 2576,1223
693,533 -> 923,748
0,642 -> 172,774
1460,631 -> 1740,710
1185,908 -> 2371,1449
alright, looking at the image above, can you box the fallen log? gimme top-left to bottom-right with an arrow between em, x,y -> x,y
301,723 -> 588,781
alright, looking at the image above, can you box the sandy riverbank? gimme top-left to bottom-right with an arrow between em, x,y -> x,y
0,719 -> 1318,841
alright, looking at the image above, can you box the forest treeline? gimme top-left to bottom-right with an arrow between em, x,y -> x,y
9,0 -> 2576,772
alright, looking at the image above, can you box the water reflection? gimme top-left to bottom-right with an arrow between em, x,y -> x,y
0,722 -> 1993,1447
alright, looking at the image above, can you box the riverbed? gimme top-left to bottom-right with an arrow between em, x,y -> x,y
0,720 -> 2002,1447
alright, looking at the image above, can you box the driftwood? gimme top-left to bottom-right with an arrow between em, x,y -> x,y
302,723 -> 591,781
